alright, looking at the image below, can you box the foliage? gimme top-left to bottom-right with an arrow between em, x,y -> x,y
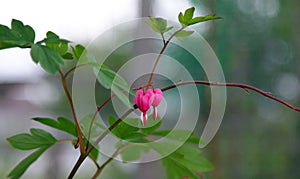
0,19 -> 35,49
7,129 -> 57,178
1,6 -> 222,179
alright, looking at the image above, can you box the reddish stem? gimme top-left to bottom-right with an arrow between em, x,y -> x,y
69,79 -> 300,178
58,69 -> 85,153
162,80 -> 300,112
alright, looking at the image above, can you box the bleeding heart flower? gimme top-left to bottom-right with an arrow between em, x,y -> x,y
151,88 -> 163,120
134,89 -> 154,126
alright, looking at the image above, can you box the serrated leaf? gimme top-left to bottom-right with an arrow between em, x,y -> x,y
175,30 -> 194,38
7,128 -> 57,150
7,147 -> 48,179
0,19 -> 35,49
30,44 -> 64,74
32,117 -> 77,137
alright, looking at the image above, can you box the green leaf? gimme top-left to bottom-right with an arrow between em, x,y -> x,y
32,117 -> 77,137
163,156 -> 197,179
175,30 -> 194,38
188,14 -> 222,26
184,7 -> 195,21
146,16 -> 173,33
178,7 -> 195,26
30,44 -> 64,74
120,144 -> 150,162
178,7 -> 221,26
97,66 -> 127,89
178,12 -> 185,26
89,147 -> 99,161
45,31 -> 69,56
7,147 -> 48,179
11,19 -> 35,43
111,85 -> 132,108
63,52 -> 73,59
71,44 -> 86,61
108,116 -> 140,140
141,116 -> 162,134
151,130 -> 193,142
96,65 -> 133,107
0,19 -> 35,49
80,114 -> 106,138
7,128 -> 57,150
79,60 -> 134,107
161,144 -> 213,179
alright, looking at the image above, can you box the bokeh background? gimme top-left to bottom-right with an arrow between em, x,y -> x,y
1,0 -> 300,178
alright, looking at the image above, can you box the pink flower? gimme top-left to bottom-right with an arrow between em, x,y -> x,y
134,88 -> 163,125
134,89 -> 153,126
151,88 -> 163,120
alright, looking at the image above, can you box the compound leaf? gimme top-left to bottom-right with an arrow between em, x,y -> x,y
7,128 -> 57,150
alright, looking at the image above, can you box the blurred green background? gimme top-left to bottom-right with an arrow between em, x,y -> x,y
1,0 -> 300,178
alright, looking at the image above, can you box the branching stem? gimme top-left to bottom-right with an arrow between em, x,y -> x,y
68,79 -> 300,178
